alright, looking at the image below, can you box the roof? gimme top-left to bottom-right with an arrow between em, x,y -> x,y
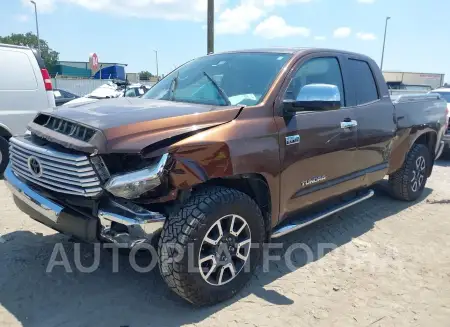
214,47 -> 372,58
0,43 -> 32,50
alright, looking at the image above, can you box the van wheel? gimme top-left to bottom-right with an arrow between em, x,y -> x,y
389,144 -> 431,201
0,137 -> 9,175
158,186 -> 265,306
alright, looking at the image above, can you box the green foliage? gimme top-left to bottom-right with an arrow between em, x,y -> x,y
139,70 -> 154,80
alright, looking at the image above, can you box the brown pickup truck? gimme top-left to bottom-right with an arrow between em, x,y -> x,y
4,48 -> 448,305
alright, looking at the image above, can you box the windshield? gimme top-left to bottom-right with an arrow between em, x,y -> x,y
431,92 -> 450,102
144,52 -> 292,106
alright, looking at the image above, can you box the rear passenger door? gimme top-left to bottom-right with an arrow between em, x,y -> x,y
342,56 -> 396,182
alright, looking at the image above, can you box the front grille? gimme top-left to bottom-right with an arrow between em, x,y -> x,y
9,137 -> 102,197
33,114 -> 96,142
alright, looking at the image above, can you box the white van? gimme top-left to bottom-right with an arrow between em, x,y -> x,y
0,43 -> 56,173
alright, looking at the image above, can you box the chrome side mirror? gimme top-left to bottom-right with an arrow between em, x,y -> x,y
284,83 -> 341,113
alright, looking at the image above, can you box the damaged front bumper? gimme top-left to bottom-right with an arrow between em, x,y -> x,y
4,165 -> 165,248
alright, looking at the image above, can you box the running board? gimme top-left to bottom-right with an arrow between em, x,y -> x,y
271,189 -> 375,238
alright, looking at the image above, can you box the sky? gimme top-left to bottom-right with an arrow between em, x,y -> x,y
1,0 -> 449,82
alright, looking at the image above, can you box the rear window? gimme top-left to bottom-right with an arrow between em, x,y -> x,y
348,59 -> 379,105
0,49 -> 38,90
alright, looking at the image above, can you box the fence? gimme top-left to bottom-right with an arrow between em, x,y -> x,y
51,77 -> 157,97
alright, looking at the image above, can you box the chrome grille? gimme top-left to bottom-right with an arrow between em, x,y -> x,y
9,136 -> 102,197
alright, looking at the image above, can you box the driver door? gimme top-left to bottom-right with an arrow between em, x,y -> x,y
277,55 -> 360,217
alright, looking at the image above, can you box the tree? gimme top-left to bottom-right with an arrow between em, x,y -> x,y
139,71 -> 154,80
0,32 -> 59,71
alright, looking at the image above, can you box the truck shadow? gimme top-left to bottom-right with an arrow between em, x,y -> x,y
0,186 -> 433,327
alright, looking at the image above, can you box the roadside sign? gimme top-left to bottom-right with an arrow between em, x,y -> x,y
89,53 -> 99,71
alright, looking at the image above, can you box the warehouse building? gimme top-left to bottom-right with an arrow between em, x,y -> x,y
383,71 -> 445,90
51,60 -> 128,80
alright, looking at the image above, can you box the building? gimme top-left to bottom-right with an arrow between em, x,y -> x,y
383,71 -> 445,90
51,60 -> 128,80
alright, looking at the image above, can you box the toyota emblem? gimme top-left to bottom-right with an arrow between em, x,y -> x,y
27,156 -> 43,177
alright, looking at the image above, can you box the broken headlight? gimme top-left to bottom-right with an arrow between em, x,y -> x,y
104,153 -> 169,199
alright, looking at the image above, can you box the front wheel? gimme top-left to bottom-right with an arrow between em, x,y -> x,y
389,144 -> 431,201
158,186 -> 265,306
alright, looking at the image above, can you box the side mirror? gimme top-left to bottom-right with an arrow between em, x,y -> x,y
283,83 -> 341,113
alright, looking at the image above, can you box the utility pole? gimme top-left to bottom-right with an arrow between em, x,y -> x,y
154,50 -> 159,80
207,0 -> 214,54
380,16 -> 391,71
30,1 -> 41,52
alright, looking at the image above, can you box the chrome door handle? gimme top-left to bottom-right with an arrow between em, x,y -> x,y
340,120 -> 358,129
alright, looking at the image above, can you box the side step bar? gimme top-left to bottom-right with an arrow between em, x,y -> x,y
271,189 -> 375,238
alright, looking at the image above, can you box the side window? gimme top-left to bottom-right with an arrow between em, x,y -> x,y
124,88 -> 137,97
284,57 -> 344,107
347,59 -> 379,105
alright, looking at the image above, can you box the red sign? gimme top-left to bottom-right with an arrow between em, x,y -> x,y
90,53 -> 99,70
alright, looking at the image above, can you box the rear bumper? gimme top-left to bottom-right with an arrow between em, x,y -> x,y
4,165 -> 165,247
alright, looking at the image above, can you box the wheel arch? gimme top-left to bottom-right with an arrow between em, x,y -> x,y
389,129 -> 437,176
0,124 -> 13,140
410,130 -> 437,176
198,174 -> 272,239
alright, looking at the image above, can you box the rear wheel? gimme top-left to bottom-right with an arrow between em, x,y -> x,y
0,137 -> 9,175
389,144 -> 431,201
158,186 -> 265,306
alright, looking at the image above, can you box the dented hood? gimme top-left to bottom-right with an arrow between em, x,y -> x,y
32,97 -> 242,153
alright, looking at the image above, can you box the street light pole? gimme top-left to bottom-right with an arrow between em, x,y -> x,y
30,1 -> 41,52
380,16 -> 391,71
207,0 -> 214,54
154,50 -> 159,80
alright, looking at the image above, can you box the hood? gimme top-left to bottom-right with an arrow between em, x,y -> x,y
33,97 -> 243,153
63,96 -> 100,107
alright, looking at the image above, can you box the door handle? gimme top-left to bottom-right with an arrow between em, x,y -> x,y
340,120 -> 358,129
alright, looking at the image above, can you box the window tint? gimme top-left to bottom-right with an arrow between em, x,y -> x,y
348,59 -> 378,105
285,57 -> 344,107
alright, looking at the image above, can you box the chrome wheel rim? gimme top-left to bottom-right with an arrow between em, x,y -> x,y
198,214 -> 251,286
411,155 -> 426,192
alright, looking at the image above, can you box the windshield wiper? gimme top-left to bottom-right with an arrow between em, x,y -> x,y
169,71 -> 180,101
203,71 -> 231,106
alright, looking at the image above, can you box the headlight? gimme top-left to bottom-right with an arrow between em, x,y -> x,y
104,153 -> 169,199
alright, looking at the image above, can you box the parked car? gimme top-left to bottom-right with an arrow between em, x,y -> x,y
53,89 -> 79,106
0,43 -> 55,173
4,48 -> 448,306
429,88 -> 450,155
62,81 -> 150,107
